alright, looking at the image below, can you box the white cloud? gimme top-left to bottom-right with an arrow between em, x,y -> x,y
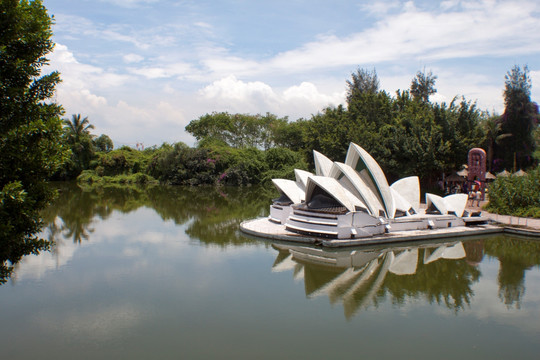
48,44 -> 132,90
45,44 -> 193,146
283,82 -> 346,113
128,62 -> 194,79
194,21 -> 213,29
200,75 -> 276,102
359,0 -> 401,15
98,0 -> 159,8
440,0 -> 461,10
97,99 -> 191,146
198,75 -> 344,118
123,53 -> 144,64
226,0 -> 540,75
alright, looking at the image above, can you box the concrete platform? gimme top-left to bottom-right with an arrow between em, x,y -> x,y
240,217 -> 506,248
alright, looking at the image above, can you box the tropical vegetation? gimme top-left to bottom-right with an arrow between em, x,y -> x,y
1,0 -> 70,281
484,168 -> 540,218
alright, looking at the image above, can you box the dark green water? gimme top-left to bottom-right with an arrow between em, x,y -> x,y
1,182 -> 539,359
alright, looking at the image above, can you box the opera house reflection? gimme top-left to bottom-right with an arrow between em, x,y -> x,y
271,239 -> 483,319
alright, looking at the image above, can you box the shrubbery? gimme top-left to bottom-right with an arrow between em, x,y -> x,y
485,167 -> 540,218
94,146 -> 156,176
146,143 -> 307,186
78,170 -> 158,186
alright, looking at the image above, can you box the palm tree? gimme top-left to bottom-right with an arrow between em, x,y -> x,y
63,114 -> 94,144
483,116 -> 511,172
63,114 -> 95,173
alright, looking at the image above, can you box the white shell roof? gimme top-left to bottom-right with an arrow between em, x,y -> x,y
272,179 -> 304,204
329,162 -> 385,216
444,193 -> 468,217
294,169 -> 312,191
313,150 -> 333,177
425,193 -> 447,215
390,188 -> 413,215
305,176 -> 365,213
345,143 -> 396,219
390,176 -> 420,212
425,193 -> 468,217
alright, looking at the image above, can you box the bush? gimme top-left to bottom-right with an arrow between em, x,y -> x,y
485,167 -> 540,217
76,170 -> 158,186
147,142 -> 310,186
95,146 -> 157,176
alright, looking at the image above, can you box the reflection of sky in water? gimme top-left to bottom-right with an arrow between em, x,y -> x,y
1,187 -> 539,359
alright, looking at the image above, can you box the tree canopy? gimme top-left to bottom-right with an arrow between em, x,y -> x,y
496,65 -> 539,171
1,0 -> 68,281
411,69 -> 438,103
186,112 -> 290,150
61,113 -> 96,176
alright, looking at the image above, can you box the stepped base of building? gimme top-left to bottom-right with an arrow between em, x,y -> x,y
240,216 -> 502,248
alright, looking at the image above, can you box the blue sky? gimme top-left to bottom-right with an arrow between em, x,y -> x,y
43,0 -> 540,147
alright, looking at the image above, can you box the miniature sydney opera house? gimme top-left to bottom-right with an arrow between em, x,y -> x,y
242,143 -> 487,244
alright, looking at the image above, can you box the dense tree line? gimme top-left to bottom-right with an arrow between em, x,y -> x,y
68,66 -> 537,193
183,69 -> 489,187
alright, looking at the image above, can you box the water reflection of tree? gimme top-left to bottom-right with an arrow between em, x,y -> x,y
272,240 -> 484,319
41,182 -> 274,248
0,186 -> 75,284
181,186 -> 274,246
0,237 -> 51,285
381,249 -> 481,313
484,235 -> 540,309
43,183 -> 100,243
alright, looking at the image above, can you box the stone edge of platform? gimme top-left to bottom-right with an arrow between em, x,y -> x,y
240,217 -> 540,248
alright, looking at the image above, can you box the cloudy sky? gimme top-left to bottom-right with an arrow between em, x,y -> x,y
43,0 -> 540,147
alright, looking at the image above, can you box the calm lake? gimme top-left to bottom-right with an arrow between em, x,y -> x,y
1,182 -> 539,359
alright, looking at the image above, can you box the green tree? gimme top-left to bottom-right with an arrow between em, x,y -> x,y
497,65 -> 539,170
62,113 -> 95,176
303,105 -> 350,162
410,69 -> 437,103
186,112 -> 290,150
346,67 -> 379,106
0,0 -> 68,283
383,91 -> 448,183
94,134 -> 114,152
481,115 -> 511,172
272,118 -> 308,152
429,95 -> 487,177
64,113 -> 94,142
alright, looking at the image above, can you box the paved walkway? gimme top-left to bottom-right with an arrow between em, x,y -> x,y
466,201 -> 540,231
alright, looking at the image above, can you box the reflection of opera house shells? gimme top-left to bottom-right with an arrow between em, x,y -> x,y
242,143 -> 495,246
272,240 -> 469,319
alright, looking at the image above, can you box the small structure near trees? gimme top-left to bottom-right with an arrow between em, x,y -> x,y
468,148 -> 487,200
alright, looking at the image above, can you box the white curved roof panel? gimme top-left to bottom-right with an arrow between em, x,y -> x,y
272,179 -> 304,204
444,193 -> 468,217
305,176 -> 365,213
425,193 -> 447,215
390,188 -> 413,215
345,143 -> 396,219
390,176 -> 420,212
313,150 -> 333,177
294,169 -> 312,191
329,162 -> 384,216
